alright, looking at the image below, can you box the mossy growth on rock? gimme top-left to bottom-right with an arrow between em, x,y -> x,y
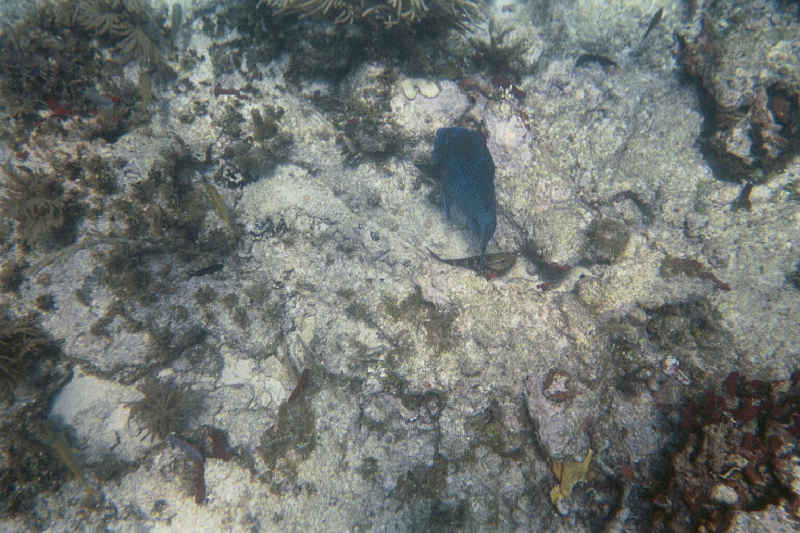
463,403 -> 504,454
0,420 -> 74,522
98,244 -> 165,306
0,260 -> 27,294
383,286 -> 459,354
96,140 -> 237,306
645,300 -> 730,356
393,455 -> 468,530
601,319 -> 657,397
311,67 -> 404,163
584,218 -> 630,264
789,260 -> 800,291
394,455 -> 448,502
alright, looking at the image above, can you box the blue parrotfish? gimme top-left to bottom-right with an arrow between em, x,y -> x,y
433,127 -> 497,256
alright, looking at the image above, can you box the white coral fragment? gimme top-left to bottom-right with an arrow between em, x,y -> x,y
400,78 -> 440,100
661,355 -> 692,386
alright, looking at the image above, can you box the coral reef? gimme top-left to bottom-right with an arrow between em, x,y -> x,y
652,372 -> 800,532
0,0 -> 159,144
1,0 -> 799,530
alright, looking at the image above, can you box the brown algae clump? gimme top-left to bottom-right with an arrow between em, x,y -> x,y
0,162 -> 83,252
549,449 -> 596,506
0,313 -> 57,399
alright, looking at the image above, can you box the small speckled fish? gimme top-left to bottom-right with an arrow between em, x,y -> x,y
428,248 -> 516,280
433,127 -> 497,255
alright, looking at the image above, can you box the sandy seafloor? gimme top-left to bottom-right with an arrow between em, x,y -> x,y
1,0 -> 800,531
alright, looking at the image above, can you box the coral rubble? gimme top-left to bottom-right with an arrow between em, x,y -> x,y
677,3 -> 800,185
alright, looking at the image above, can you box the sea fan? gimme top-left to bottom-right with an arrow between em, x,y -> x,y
69,0 -> 165,67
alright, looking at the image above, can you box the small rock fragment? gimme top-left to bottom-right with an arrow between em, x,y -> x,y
661,355 -> 692,386
542,368 -> 576,403
711,483 -> 739,505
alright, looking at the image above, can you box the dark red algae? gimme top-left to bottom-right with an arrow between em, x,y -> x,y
724,370 -> 740,396
652,370 -> 800,531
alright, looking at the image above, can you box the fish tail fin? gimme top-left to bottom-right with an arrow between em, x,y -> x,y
426,247 -> 443,262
